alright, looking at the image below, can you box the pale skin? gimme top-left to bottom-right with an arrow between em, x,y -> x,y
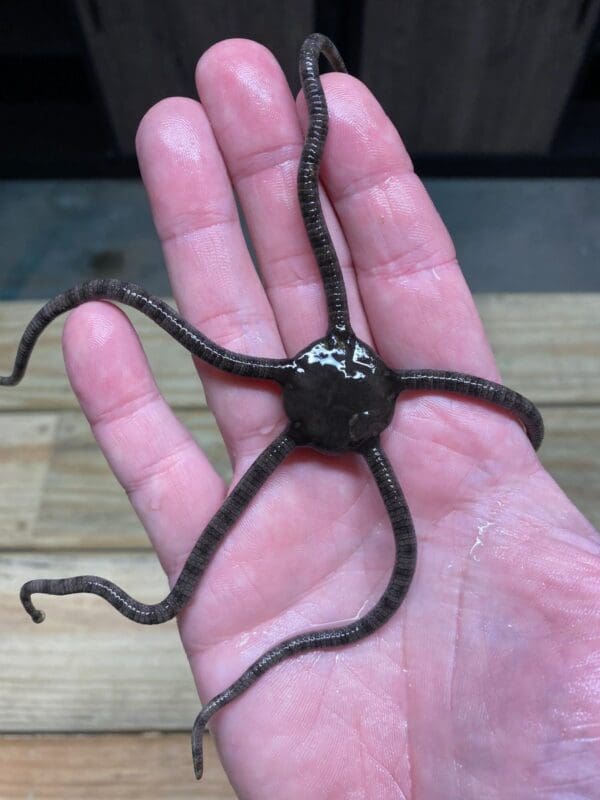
59,39 -> 600,799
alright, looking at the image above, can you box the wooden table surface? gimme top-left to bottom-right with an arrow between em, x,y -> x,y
1,294 -> 599,799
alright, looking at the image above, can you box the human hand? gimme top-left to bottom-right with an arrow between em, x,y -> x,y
61,39 -> 600,799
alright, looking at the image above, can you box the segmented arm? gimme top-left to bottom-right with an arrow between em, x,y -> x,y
0,279 -> 294,386
21,432 -> 297,625
298,33 -> 351,334
394,369 -> 544,451
190,439 -> 416,779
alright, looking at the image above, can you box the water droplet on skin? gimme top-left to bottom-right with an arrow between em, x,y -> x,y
469,521 -> 493,561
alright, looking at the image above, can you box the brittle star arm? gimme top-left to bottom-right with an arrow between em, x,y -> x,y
20,432 -> 297,624
0,278 -> 294,387
190,439 -> 416,779
393,369 -> 545,451
298,33 -> 352,335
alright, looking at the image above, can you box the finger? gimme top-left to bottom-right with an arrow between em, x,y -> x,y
195,39 -> 372,355
135,97 -> 288,470
62,302 -> 225,580
298,75 -> 499,381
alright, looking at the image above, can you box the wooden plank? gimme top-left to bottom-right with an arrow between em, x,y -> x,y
0,403 -> 598,553
476,293 -> 600,405
1,552 -> 198,732
0,410 -> 230,550
2,295 -> 600,411
362,0 -> 600,154
541,406 -> 600,531
0,733 -> 236,799
74,0 -> 313,154
478,294 -> 600,403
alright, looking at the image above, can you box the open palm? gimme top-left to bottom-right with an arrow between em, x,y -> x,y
60,39 -> 600,799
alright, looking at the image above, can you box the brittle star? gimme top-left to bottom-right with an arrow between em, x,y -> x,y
1,34 -> 543,780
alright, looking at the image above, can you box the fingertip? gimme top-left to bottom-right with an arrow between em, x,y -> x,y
135,96 -> 209,169
62,301 -> 120,374
195,38 -> 296,159
196,37 -> 279,83
62,302 -> 156,421
297,72 -> 413,186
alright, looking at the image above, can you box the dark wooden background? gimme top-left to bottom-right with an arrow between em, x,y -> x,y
1,0 -> 600,176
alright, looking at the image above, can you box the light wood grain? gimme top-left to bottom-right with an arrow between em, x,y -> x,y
540,406 -> 600,530
2,295 -> 599,411
0,410 -> 230,550
479,294 -> 600,403
1,552 -> 198,732
0,732 -> 236,799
